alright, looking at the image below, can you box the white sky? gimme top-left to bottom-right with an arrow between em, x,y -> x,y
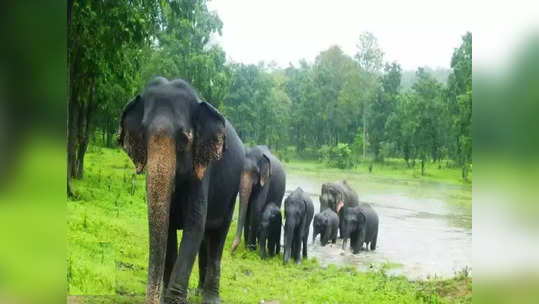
207,0 -> 475,70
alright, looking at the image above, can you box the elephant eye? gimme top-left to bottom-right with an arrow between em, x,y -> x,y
176,129 -> 193,151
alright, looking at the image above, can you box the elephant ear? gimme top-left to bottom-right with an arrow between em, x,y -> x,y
192,101 -> 226,180
117,95 -> 146,174
259,153 -> 271,187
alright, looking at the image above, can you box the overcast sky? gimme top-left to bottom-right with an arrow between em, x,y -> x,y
207,0 -> 474,70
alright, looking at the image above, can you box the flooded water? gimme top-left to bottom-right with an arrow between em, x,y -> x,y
284,170 -> 472,280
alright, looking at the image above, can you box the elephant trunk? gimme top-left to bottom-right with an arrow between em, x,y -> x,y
145,133 -> 176,304
283,222 -> 294,264
321,228 -> 329,246
231,172 -> 253,253
342,226 -> 349,251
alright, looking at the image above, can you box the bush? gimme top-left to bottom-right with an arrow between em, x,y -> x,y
319,143 -> 354,169
318,145 -> 331,162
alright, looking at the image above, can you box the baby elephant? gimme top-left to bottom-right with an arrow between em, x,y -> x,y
283,187 -> 314,264
258,202 -> 282,259
341,203 -> 379,254
313,208 -> 339,246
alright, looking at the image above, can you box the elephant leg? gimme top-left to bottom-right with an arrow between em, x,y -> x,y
197,238 -> 208,295
247,208 -> 258,251
244,203 -> 252,249
293,234 -> 301,263
274,234 -> 280,256
163,225 -> 178,290
269,237 -> 275,257
303,232 -> 308,259
371,231 -> 378,250
165,191 -> 207,304
260,234 -> 267,259
243,217 -> 250,249
202,228 -> 227,304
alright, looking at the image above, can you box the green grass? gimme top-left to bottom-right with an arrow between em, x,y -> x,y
284,158 -> 470,186
67,146 -> 471,303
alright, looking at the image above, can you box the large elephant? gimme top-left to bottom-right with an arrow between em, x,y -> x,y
319,180 -> 359,238
283,187 -> 314,264
117,77 -> 244,304
341,203 -> 379,254
312,208 -> 339,246
230,146 -> 286,255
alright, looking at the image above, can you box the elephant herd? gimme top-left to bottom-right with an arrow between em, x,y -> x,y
117,78 -> 379,304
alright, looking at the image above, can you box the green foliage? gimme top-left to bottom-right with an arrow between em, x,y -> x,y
68,147 -> 471,303
446,32 -> 472,180
139,0 -> 229,109
319,143 -> 353,169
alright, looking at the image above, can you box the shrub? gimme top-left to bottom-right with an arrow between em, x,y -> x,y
319,143 -> 354,169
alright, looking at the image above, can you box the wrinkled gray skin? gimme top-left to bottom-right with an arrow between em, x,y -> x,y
319,180 -> 359,238
341,203 -> 379,254
283,187 -> 314,264
258,202 -> 282,259
313,208 -> 339,246
118,77 -> 244,304
231,146 -> 286,257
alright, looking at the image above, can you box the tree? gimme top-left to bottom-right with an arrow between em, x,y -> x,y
312,46 -> 357,146
68,0 -> 159,187
369,62 -> 401,161
411,68 -> 445,175
446,32 -> 472,180
139,0 -> 229,109
355,32 -> 384,159
284,61 -> 318,153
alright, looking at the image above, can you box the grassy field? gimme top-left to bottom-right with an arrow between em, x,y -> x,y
284,157 -> 470,186
67,147 -> 471,303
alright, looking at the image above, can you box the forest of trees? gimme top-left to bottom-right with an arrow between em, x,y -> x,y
67,0 -> 472,195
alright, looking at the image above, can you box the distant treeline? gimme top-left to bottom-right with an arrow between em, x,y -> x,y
222,33 -> 471,179
68,0 -> 471,193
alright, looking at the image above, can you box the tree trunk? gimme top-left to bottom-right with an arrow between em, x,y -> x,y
73,82 -> 96,178
67,0 -> 74,196
68,77 -> 96,180
362,108 -> 366,160
462,163 -> 469,180
421,158 -> 425,176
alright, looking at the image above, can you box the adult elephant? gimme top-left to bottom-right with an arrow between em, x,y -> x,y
117,77 -> 244,304
319,180 -> 359,237
230,146 -> 286,254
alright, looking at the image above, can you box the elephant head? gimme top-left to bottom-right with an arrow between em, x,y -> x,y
319,182 -> 345,213
341,206 -> 366,253
117,77 -> 225,304
313,213 -> 329,246
231,146 -> 272,252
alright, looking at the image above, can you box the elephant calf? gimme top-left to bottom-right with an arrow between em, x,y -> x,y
258,202 -> 282,259
313,208 -> 339,246
283,187 -> 314,264
342,203 -> 379,254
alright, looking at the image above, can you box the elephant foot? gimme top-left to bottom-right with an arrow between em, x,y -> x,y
164,287 -> 189,304
201,293 -> 220,304
163,296 -> 189,304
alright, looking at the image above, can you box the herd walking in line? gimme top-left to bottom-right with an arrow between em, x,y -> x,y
118,77 -> 379,304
